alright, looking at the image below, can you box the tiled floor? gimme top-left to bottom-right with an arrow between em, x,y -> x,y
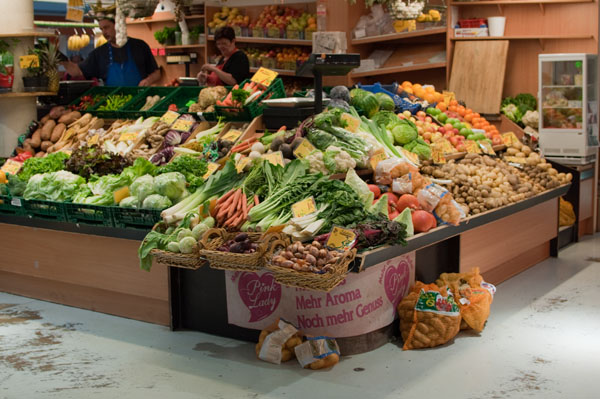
1,234 -> 599,399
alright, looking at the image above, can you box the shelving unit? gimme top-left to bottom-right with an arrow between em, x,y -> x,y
0,91 -> 56,98
351,27 -> 446,45
163,44 -> 206,50
352,61 -> 447,78
449,0 -> 594,14
207,35 -> 312,46
0,31 -> 57,38
249,67 -> 298,77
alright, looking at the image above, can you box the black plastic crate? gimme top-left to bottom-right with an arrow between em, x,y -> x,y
263,106 -> 315,130
68,86 -> 119,112
148,86 -> 204,117
0,195 -> 25,216
111,207 -> 162,229
22,199 -> 68,221
64,203 -> 114,226
90,87 -> 147,119
118,87 -> 178,119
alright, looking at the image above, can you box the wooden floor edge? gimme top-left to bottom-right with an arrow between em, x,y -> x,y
482,242 -> 550,286
0,270 -> 170,326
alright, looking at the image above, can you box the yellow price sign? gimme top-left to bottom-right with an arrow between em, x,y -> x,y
431,150 -> 446,164
236,156 -> 251,173
326,226 -> 357,252
221,129 -> 243,143
464,140 -> 482,154
479,141 -> 496,155
293,138 -> 316,159
119,131 -> 139,142
401,148 -> 420,165
172,119 -> 194,132
291,196 -> 317,218
87,134 -> 99,146
251,67 -> 279,86
265,224 -> 286,234
438,139 -> 456,154
502,132 -> 520,147
203,162 -> 220,180
1,159 -> 23,175
369,150 -> 388,171
160,110 -> 180,125
19,54 -> 40,69
261,151 -> 284,167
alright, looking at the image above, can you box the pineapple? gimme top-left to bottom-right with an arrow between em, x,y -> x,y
39,41 -> 60,92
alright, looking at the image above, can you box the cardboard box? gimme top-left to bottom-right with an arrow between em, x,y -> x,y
454,28 -> 489,37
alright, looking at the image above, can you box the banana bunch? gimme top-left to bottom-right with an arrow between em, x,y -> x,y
68,34 -> 90,51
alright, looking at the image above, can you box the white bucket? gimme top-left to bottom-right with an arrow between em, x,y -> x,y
487,16 -> 506,37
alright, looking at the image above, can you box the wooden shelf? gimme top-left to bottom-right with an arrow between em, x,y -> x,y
0,91 -> 57,98
0,32 -> 57,38
351,27 -> 446,45
352,61 -> 447,78
207,35 -> 312,46
449,0 -> 593,5
451,35 -> 593,40
163,44 -> 206,50
127,14 -> 205,25
249,67 -> 307,77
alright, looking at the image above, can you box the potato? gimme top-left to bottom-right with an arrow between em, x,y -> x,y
521,146 -> 532,155
40,120 -> 56,141
35,151 -> 45,158
506,148 -> 519,156
40,114 -> 50,124
48,106 -> 66,120
40,141 -> 53,152
46,144 -> 55,153
58,111 -> 81,125
22,143 -> 35,155
50,123 -> 66,143
30,129 -> 42,148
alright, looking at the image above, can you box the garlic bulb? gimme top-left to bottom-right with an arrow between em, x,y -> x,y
115,4 -> 128,47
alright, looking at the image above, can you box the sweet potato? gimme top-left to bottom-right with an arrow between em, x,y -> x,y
40,141 -> 53,152
22,143 -> 35,155
40,114 -> 50,124
40,120 -> 56,141
46,144 -> 55,153
48,106 -> 66,120
59,111 -> 81,125
50,123 -> 66,143
30,129 -> 42,148
35,151 -> 46,158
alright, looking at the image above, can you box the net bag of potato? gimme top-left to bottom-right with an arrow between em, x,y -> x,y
559,197 -> 576,227
375,158 -> 419,185
255,318 -> 303,364
398,282 -> 461,350
436,268 -> 496,332
294,336 -> 340,370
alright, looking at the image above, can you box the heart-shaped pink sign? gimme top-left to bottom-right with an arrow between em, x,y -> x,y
383,260 -> 411,307
238,272 -> 282,322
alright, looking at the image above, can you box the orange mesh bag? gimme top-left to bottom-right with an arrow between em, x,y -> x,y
397,282 -> 461,350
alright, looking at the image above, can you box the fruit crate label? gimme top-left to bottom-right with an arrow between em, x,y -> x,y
203,162 -> 220,180
464,140 -> 482,154
251,67 -> 278,86
431,150 -> 446,164
262,151 -> 284,167
478,141 -> 496,155
87,134 -> 99,146
19,54 -> 40,69
10,197 -> 22,207
400,148 -> 420,165
171,119 -> 194,132
327,226 -> 357,252
293,138 -> 316,159
160,110 -> 180,125
235,156 -> 251,173
291,196 -> 317,219
502,132 -> 520,147
119,131 -> 139,142
220,129 -> 243,143
369,150 -> 388,170
1,159 -> 23,175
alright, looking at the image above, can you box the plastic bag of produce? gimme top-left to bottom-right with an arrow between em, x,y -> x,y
294,336 -> 340,370
559,197 -> 576,227
255,318 -> 303,365
415,183 -> 449,212
375,158 -> 419,185
433,198 -> 465,226
436,268 -> 496,332
391,172 -> 425,195
397,282 -> 461,350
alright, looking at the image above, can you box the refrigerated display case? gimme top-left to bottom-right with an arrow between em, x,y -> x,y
538,54 -> 598,164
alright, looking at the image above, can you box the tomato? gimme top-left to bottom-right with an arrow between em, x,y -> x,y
492,134 -> 503,146
168,104 -> 178,112
367,184 -> 381,199
396,194 -> 420,213
388,210 -> 399,220
412,210 -> 434,233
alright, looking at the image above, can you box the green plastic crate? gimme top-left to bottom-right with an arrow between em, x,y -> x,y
215,78 -> 285,121
68,86 -> 119,112
111,207 -> 162,229
23,199 -> 68,221
148,86 -> 204,117
0,195 -> 25,216
118,87 -> 178,119
90,87 -> 147,119
64,203 -> 114,226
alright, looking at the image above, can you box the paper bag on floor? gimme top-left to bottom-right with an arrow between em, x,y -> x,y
398,282 -> 461,350
436,268 -> 496,332
255,318 -> 303,364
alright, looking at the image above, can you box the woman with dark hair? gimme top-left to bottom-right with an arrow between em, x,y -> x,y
197,26 -> 250,86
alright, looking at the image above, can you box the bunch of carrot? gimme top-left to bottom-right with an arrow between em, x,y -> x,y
216,81 -> 265,108
213,188 -> 260,231
230,136 -> 259,154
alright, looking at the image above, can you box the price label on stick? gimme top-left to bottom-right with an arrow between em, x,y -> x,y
291,197 -> 317,218
369,150 -> 388,170
479,141 -> 496,155
502,132 -> 520,147
431,150 -> 446,164
0,159 -> 23,175
160,110 -> 180,125
464,140 -> 482,154
119,131 -> 139,142
293,138 -> 316,159
203,162 -> 220,180
327,226 -> 357,252
262,151 -> 284,167
172,119 -> 194,132
236,156 -> 251,173
221,129 -> 243,143
87,134 -> 99,146
19,54 -> 39,69
251,67 -> 278,86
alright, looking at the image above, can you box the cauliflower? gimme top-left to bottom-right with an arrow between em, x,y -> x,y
305,150 -> 329,174
324,145 -> 356,174
522,110 -> 539,129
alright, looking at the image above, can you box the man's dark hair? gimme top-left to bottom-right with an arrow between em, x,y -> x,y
214,26 -> 235,42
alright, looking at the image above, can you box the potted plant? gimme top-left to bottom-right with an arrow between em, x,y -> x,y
0,39 -> 15,93
38,40 -> 61,93
190,25 -> 205,44
154,28 -> 169,46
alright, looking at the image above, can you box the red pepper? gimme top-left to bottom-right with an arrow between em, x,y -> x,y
168,104 -> 178,112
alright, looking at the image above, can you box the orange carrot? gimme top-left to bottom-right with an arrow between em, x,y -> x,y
254,195 -> 259,206
226,189 -> 241,219
217,188 -> 236,204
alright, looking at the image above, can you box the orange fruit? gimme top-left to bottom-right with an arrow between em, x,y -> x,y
457,107 -> 466,117
413,83 -> 422,90
404,87 -> 414,94
402,81 -> 412,88
449,99 -> 458,106
415,89 -> 426,99
425,86 -> 435,93
424,93 -> 436,104
436,102 -> 447,112
464,113 -> 473,122
449,105 -> 458,113
434,92 -> 444,103
465,108 -> 473,115
473,112 -> 481,118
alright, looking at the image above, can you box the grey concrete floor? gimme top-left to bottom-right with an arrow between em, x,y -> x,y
1,233 -> 599,399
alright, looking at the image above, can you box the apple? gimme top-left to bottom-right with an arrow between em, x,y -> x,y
444,123 -> 454,131
403,110 -> 411,118
438,127 -> 446,134
417,111 -> 426,118
425,116 -> 432,123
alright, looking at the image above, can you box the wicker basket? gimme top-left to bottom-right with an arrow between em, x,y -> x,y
148,222 -> 205,270
198,228 -> 289,271
266,246 -> 357,292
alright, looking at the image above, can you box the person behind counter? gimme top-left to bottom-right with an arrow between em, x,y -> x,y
62,15 -> 160,86
197,27 -> 249,86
